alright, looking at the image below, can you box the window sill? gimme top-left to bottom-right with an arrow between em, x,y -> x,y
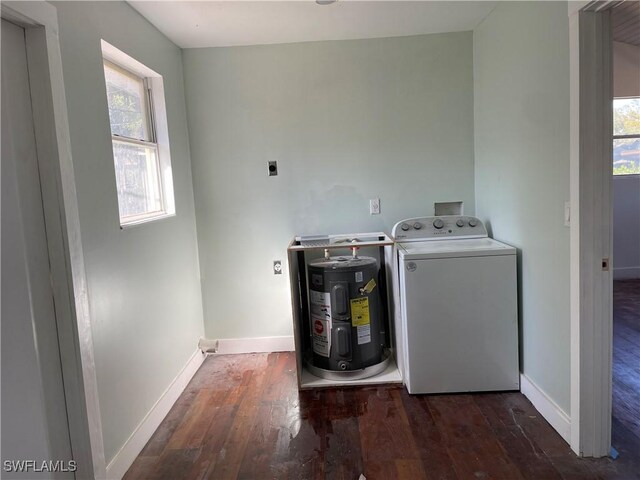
120,212 -> 175,229
612,173 -> 640,178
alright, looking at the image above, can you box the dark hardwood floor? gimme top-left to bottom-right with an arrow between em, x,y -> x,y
125,283 -> 640,479
612,279 -> 640,465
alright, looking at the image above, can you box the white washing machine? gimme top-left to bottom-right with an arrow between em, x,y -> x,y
392,215 -> 519,394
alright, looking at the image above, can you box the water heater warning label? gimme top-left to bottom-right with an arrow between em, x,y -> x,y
310,290 -> 331,357
350,297 -> 370,326
350,297 -> 372,344
357,325 -> 371,345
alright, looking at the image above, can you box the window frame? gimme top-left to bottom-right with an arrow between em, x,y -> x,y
101,41 -> 176,228
103,59 -> 154,143
612,96 -> 640,176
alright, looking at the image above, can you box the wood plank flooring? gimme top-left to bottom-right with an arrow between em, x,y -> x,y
612,279 -> 640,466
125,282 -> 640,479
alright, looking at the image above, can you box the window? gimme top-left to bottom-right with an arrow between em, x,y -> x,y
102,41 -> 175,226
613,97 -> 640,176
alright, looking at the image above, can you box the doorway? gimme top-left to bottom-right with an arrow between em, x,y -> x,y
610,0 -> 640,462
570,0 -> 640,460
1,17 -> 74,478
0,2 -> 107,476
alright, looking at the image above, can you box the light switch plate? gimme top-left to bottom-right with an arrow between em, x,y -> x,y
370,198 -> 380,215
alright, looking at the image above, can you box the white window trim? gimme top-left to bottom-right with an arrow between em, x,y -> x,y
101,40 -> 176,228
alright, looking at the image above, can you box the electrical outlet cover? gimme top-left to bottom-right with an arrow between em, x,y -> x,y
273,260 -> 283,274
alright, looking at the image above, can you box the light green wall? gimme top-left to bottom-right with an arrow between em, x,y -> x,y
49,0 -> 573,459
182,32 -> 475,340
53,1 -> 204,463
473,1 -> 571,413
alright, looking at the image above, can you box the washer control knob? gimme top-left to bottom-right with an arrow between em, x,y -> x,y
413,222 -> 423,230
400,223 -> 410,231
456,219 -> 465,227
433,218 -> 444,229
469,218 -> 478,228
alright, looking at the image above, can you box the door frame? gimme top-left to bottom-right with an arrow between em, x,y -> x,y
569,0 -> 617,458
1,2 -> 105,478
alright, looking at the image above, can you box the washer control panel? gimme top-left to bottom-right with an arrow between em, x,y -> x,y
392,215 -> 487,241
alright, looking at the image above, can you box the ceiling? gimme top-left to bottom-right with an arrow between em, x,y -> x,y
128,1 -> 498,49
612,0 -> 640,47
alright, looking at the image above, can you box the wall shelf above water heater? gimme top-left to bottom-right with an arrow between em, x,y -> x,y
287,232 -> 402,389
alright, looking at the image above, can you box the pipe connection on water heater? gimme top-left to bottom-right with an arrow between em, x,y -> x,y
351,239 -> 359,258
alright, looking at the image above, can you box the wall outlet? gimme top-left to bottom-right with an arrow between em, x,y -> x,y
268,161 -> 278,176
273,260 -> 283,275
370,198 -> 380,215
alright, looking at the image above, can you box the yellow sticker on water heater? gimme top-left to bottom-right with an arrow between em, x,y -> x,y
362,278 -> 376,294
350,297 -> 370,326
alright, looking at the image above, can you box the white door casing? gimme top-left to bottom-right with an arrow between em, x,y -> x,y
569,0 -> 614,458
1,2 -> 106,477
1,19 -> 74,477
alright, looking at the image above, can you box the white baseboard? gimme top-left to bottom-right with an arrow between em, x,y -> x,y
613,266 -> 640,280
520,373 -> 571,444
106,349 -> 206,480
214,335 -> 295,354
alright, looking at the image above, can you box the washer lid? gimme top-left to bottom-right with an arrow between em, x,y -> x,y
398,238 -> 516,259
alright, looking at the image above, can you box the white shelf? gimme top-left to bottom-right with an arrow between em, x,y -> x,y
300,357 -> 402,389
288,232 -> 393,251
